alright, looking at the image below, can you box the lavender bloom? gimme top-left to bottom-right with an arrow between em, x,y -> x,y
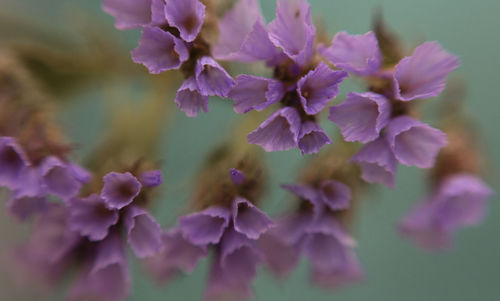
0,137 -> 29,188
179,206 -> 231,245
320,31 -> 382,76
230,168 -> 246,185
297,62 -> 348,115
139,169 -> 162,187
40,156 -> 88,201
232,197 -> 274,240
131,27 -> 189,74
310,250 -> 363,288
268,0 -> 315,66
298,121 -> 332,155
351,136 -> 397,188
393,41 -> 460,101
195,56 -> 235,97
145,229 -> 207,283
101,172 -> 142,210
247,107 -> 302,152
258,229 -> 301,277
164,0 -> 205,42
329,92 -> 391,143
213,0 -> 279,63
399,174 -> 493,250
6,167 -> 46,221
228,75 -> 284,114
69,194 -> 119,241
386,116 -> 447,168
319,180 -> 351,211
102,0 -> 153,30
175,77 -> 209,117
123,206 -> 163,258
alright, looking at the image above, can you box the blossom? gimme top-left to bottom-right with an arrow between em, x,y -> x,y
175,77 -> 209,117
102,0 -> 154,30
195,56 -> 236,98
40,156 -> 88,201
101,172 -> 142,210
298,121 -> 332,155
164,0 -> 206,42
228,75 -> 284,114
0,136 -> 29,187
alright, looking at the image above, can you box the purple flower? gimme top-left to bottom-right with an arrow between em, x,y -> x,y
297,62 -> 348,115
195,56 -> 235,97
393,41 -> 460,101
213,0 -> 279,63
319,31 -> 382,76
258,230 -> 301,277
386,116 -> 447,168
351,136 -> 397,188
131,27 -> 189,74
232,197 -> 274,240
102,0 -> 154,30
228,75 -> 284,114
175,76 -> 209,117
329,92 -> 391,143
145,229 -> 208,283
399,174 -> 493,250
123,206 -> 163,258
164,0 -> 205,42
139,169 -> 163,187
268,0 -> 315,66
247,107 -> 302,152
230,168 -> 246,185
6,167 -> 46,221
69,194 -> 119,241
40,156 -> 87,201
179,206 -> 231,246
0,137 -> 29,188
319,180 -> 351,211
310,250 -> 363,288
298,121 -> 332,155
101,172 -> 142,210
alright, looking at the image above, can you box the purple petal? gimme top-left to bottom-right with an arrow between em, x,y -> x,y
393,41 -> 460,101
124,206 -> 162,258
232,197 -> 273,239
0,137 -> 29,188
175,76 -> 209,117
213,0 -> 279,63
6,167 -> 46,221
68,163 -> 92,184
102,0 -> 152,30
164,0 -> 205,42
319,31 -> 381,76
230,168 -> 246,185
310,250 -> 364,288
351,136 -> 397,188
69,194 -> 119,241
40,156 -> 82,200
139,170 -> 162,187
319,180 -> 351,211
386,116 -> 447,168
220,226 -> 261,273
258,230 -> 300,277
195,56 -> 235,97
228,75 -> 284,114
297,62 -> 348,115
247,107 -> 301,152
132,26 -> 188,74
268,0 -> 315,66
178,206 -> 231,246
145,229 -> 207,283
329,92 -> 391,143
151,0 -> 167,26
298,121 -> 332,155
101,171 -> 142,210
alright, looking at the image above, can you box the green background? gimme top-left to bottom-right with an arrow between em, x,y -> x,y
1,0 -> 499,300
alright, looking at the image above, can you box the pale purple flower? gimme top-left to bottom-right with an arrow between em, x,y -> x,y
232,197 -> 274,240
213,0 -> 279,63
310,250 -> 363,288
268,0 -> 315,66
393,41 -> 460,101
319,180 -> 351,211
102,0 -> 153,30
164,0 -> 205,42
123,206 -> 163,258
101,172 -> 142,210
247,107 -> 302,152
258,229 -> 301,277
131,27 -> 189,74
69,194 -> 119,241
6,167 -> 46,221
320,31 -> 382,76
40,156 -> 88,201
0,136 -> 29,188
297,62 -> 348,115
228,75 -> 285,114
329,92 -> 391,143
399,174 -> 493,250
139,169 -> 162,187
175,76 -> 209,117
230,168 -> 246,185
351,136 -> 397,188
179,206 -> 231,246
386,116 -> 447,168
298,121 -> 332,155
195,56 -> 235,97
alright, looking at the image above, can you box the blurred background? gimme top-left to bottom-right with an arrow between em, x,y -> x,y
1,0 -> 499,300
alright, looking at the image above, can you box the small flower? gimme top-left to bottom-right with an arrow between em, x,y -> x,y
102,0 -> 154,30
123,206 -> 163,258
40,156 -> 88,201
229,168 -> 246,185
319,31 -> 382,76
139,170 -> 163,187
298,121 -> 332,155
6,167 -> 46,221
179,206 -> 231,245
164,0 -> 206,42
101,172 -> 142,210
175,77 -> 209,117
0,136 -> 29,188
195,56 -> 235,98
232,197 -> 274,240
319,180 -> 351,211
228,75 -> 284,114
